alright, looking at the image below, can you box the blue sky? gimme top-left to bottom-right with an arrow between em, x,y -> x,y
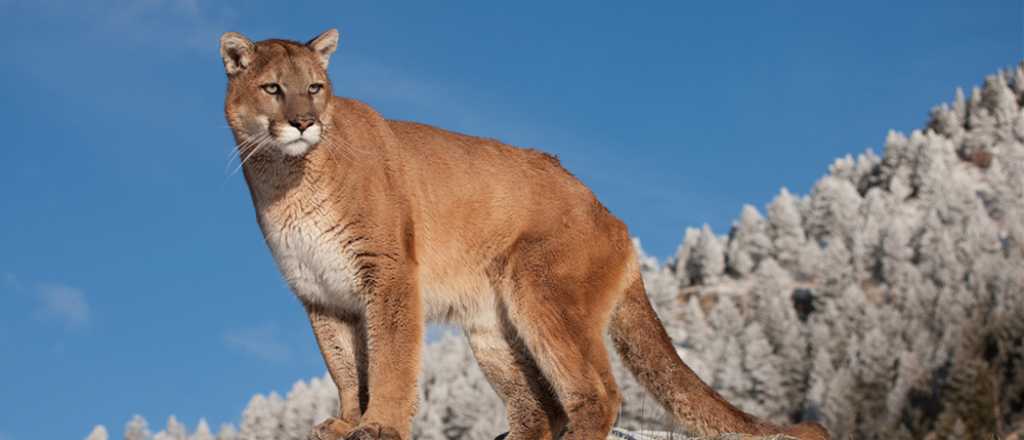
0,1 -> 1019,438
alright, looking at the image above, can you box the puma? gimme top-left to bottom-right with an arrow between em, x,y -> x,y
219,28 -> 830,440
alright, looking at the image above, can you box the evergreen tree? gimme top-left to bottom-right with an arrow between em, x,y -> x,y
726,205 -> 773,276
215,424 -> 237,440
683,225 -> 725,285
191,419 -> 215,440
239,395 -> 278,440
84,425 -> 108,440
162,415 -> 187,440
805,176 -> 861,247
741,323 -> 786,420
125,415 -> 151,440
674,228 -> 701,286
281,380 -> 315,440
766,188 -> 806,271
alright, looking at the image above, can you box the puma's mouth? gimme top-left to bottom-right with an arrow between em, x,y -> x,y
273,123 -> 322,156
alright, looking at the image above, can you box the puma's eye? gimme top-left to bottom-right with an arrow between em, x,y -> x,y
261,83 -> 280,95
308,83 -> 323,94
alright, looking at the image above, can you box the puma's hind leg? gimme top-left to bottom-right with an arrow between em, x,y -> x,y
588,336 -> 623,430
466,322 -> 567,440
503,289 -> 620,439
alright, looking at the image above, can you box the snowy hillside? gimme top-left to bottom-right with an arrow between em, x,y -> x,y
91,64 -> 1024,440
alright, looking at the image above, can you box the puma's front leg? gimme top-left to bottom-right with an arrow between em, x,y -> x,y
346,274 -> 422,440
306,304 -> 368,439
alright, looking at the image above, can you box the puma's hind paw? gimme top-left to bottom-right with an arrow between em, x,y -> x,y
343,422 -> 402,440
309,417 -> 357,440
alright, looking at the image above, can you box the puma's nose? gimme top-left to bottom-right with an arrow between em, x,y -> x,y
289,116 -> 316,133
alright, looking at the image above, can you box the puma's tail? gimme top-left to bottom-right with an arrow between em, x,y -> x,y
609,276 -> 830,440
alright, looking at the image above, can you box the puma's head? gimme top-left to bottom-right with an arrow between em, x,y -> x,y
220,29 -> 339,157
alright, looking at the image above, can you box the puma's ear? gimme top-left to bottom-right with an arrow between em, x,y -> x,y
306,28 -> 340,70
220,32 -> 255,76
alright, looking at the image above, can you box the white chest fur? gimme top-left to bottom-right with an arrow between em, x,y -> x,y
260,213 -> 364,314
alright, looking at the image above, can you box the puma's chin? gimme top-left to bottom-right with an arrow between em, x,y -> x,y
281,139 -> 315,156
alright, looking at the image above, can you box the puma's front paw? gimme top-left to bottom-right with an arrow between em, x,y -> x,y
344,422 -> 402,440
309,417 -> 356,440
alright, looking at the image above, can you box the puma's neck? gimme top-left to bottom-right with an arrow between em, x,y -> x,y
240,118 -> 353,211
244,152 -> 320,207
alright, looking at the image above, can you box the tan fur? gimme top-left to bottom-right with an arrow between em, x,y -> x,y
220,29 -> 831,440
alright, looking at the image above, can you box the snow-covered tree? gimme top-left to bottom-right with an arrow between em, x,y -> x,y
682,225 -> 725,285
153,415 -> 188,440
125,415 -> 151,440
810,176 -> 862,245
238,395 -> 279,440
726,205 -> 773,276
740,323 -> 786,419
215,424 -> 238,440
766,188 -> 806,272
280,380 -> 316,440
190,419 -> 214,440
84,425 -> 108,440
674,227 -> 701,286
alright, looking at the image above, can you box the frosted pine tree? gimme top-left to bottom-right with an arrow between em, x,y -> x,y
84,425 -> 109,440
726,205 -> 773,276
750,262 -> 808,418
766,188 -> 806,272
805,176 -> 861,247
681,225 -> 725,285
190,419 -> 215,440
125,415 -> 152,440
804,348 -> 834,422
215,424 -> 238,440
714,337 -> 749,406
740,323 -> 786,419
674,228 -> 702,286
822,368 -> 854,438
238,394 -> 279,440
156,415 -> 188,440
280,380 -> 316,440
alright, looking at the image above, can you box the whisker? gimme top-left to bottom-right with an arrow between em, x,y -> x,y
225,134 -> 270,173
225,135 -> 260,164
229,136 -> 272,177
227,137 -> 257,159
